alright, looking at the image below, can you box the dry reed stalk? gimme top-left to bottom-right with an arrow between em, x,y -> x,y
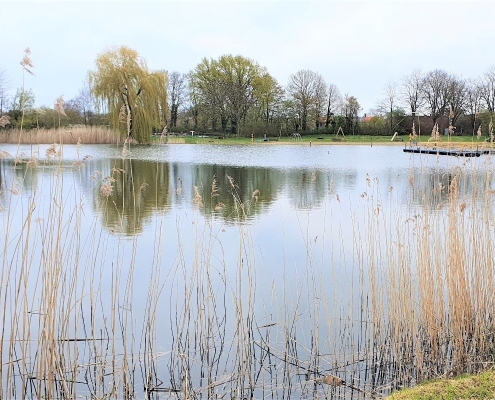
0,126 -> 123,145
3,148 -> 495,399
0,143 -> 148,398
19,48 -> 35,135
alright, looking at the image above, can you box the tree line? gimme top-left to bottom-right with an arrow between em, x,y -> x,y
1,46 -> 495,143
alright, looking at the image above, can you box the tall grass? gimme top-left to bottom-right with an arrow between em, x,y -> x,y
0,146 -> 494,399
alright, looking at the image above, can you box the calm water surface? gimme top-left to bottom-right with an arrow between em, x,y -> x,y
1,143 -> 494,398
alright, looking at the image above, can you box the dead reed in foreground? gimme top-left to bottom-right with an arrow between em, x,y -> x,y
0,126 -> 123,144
1,150 -> 495,399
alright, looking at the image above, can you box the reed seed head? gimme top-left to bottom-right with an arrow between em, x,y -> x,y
54,96 -> 66,116
46,143 -> 61,159
20,47 -> 35,75
100,182 -> 113,197
0,115 -> 10,128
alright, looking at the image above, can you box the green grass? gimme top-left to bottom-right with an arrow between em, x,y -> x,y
387,369 -> 495,399
152,133 -> 492,146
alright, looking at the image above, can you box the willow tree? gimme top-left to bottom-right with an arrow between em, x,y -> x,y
89,46 -> 168,143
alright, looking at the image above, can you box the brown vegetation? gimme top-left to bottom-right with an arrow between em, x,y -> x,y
0,126 -> 123,144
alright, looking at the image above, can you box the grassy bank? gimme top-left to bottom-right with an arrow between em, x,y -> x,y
158,132 -> 492,147
387,369 -> 495,399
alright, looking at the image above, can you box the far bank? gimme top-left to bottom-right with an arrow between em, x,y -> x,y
1,127 -> 492,148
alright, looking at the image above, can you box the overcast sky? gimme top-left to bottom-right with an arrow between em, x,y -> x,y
1,0 -> 494,114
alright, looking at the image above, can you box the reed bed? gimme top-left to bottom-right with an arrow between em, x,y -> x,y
0,146 -> 494,399
0,126 -> 123,144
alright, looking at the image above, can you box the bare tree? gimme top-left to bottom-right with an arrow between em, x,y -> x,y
313,75 -> 327,129
287,69 -> 326,131
465,79 -> 482,134
325,83 -> 342,128
401,68 -> 423,117
478,65 -> 495,113
168,71 -> 188,129
0,69 -> 10,116
376,81 -> 400,134
77,81 -> 95,124
421,69 -> 450,125
66,80 -> 96,124
445,73 -> 467,126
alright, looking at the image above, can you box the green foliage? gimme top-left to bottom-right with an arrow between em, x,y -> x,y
360,115 -> 394,136
328,115 -> 347,134
7,88 -> 36,128
190,54 -> 279,136
10,88 -> 35,113
252,72 -> 285,125
476,111 -> 495,139
89,46 -> 168,143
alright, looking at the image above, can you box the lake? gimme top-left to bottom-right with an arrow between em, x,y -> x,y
1,143 -> 494,399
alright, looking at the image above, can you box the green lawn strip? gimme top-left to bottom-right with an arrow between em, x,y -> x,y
387,369 -> 495,399
155,134 -> 491,146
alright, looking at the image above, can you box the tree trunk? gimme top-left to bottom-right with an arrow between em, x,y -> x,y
325,99 -> 331,128
302,109 -> 308,131
221,115 -> 228,134
171,104 -> 178,128
231,116 -> 238,135
193,106 -> 198,130
128,104 -> 133,137
390,105 -> 393,134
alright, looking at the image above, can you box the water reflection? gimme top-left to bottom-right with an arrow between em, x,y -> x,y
88,159 -> 172,235
3,145 -> 495,398
90,162 -> 363,228
408,166 -> 495,210
192,165 -> 279,222
3,155 -> 495,235
0,159 -> 38,193
285,169 -> 332,210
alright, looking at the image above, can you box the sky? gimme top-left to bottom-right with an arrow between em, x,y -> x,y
1,0 -> 494,115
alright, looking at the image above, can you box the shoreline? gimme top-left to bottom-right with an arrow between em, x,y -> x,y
165,138 -> 490,147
